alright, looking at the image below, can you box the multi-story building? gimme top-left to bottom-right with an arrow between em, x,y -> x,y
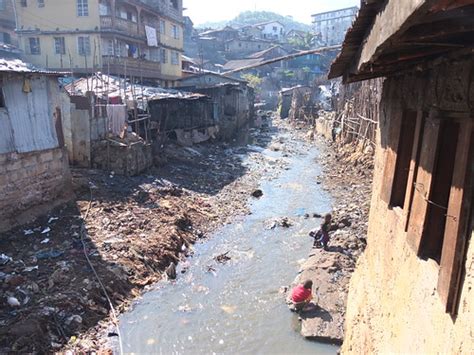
312,6 -> 358,46
15,0 -> 184,86
0,0 -> 18,46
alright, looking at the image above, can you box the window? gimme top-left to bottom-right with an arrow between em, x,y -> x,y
160,48 -> 167,63
21,0 -> 27,7
77,36 -> 90,56
390,110 -> 418,208
0,32 -> 11,44
77,0 -> 88,16
171,51 -> 179,65
105,39 -> 114,55
172,24 -> 179,39
37,0 -> 44,7
402,112 -> 474,315
29,37 -> 40,54
0,0 -> 5,11
0,87 -> 5,108
420,120 -> 460,263
54,37 -> 65,55
149,48 -> 160,62
99,2 -> 110,15
160,20 -> 166,34
273,26 -> 277,32
170,0 -> 178,9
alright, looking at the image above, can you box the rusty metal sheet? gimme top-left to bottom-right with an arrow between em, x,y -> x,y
3,77 -> 59,153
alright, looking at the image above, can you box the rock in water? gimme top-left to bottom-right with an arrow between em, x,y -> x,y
251,189 -> 263,198
7,297 -> 20,307
165,263 -> 177,280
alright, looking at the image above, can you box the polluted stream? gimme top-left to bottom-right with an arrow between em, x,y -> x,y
117,134 -> 336,354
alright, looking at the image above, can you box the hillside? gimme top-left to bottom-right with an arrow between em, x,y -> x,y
197,11 -> 311,32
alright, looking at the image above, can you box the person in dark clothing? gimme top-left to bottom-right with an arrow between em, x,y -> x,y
310,213 -> 332,250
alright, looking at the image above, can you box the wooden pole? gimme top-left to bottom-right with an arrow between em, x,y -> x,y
222,45 -> 341,75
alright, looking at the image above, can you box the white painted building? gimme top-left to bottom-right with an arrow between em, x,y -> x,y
254,21 -> 286,42
312,7 -> 358,46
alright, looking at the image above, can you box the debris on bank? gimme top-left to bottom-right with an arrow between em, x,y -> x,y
0,128 -> 286,353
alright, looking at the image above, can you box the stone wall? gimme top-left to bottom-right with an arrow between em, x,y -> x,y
341,55 -> 474,353
0,148 -> 72,232
91,139 -> 153,176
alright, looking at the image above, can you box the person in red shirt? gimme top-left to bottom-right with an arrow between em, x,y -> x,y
290,280 -> 313,311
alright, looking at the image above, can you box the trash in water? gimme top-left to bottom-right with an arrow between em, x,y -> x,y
146,338 -> 156,345
7,297 -> 20,307
214,251 -> 231,264
24,266 -> 39,272
0,254 -> 12,265
41,227 -> 51,234
23,229 -> 34,236
177,304 -> 193,312
48,217 -> 59,224
41,238 -> 50,244
35,250 -> 64,259
220,305 -> 237,314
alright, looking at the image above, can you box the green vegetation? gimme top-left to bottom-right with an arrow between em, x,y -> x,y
241,73 -> 263,93
288,33 -> 319,50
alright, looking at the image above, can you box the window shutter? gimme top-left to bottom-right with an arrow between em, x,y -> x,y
438,123 -> 473,314
407,115 -> 441,252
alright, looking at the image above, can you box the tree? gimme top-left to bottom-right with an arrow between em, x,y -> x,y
241,73 -> 263,94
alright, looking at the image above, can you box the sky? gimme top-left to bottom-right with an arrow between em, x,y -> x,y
183,0 -> 360,25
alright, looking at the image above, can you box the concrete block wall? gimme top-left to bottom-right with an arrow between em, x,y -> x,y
0,147 -> 72,232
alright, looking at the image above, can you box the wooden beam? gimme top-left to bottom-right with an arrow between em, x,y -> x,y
438,122 -> 473,314
221,45 -> 341,75
407,114 -> 441,252
355,0 -> 428,73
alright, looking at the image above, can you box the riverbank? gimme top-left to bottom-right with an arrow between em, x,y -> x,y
0,127 -> 288,353
287,122 -> 373,343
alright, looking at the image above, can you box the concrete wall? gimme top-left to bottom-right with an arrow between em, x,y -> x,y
0,147 -> 71,232
342,55 -> 474,354
16,0 -> 101,70
160,19 -> 183,80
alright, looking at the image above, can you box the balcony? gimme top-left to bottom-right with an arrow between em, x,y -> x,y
100,16 -> 140,37
102,55 -> 162,79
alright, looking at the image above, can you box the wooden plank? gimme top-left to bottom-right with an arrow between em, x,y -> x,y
380,106 -> 404,204
438,122 -> 473,313
390,110 -> 418,208
407,116 -> 440,252
221,45 -> 341,75
355,0 -> 426,73
404,111 -> 425,230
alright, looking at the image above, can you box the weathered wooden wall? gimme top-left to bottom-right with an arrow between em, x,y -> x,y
342,53 -> 474,354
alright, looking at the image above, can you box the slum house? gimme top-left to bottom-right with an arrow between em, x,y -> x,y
0,59 -> 71,232
328,1 -> 474,353
190,83 -> 255,140
278,86 -> 308,119
147,93 -> 217,148
177,72 -> 247,88
62,74 -> 170,175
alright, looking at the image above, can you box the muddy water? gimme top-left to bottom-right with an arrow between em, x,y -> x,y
118,137 -> 335,354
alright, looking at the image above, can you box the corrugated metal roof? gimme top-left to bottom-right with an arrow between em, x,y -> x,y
0,58 -> 68,76
65,73 -> 208,103
328,0 -> 384,79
